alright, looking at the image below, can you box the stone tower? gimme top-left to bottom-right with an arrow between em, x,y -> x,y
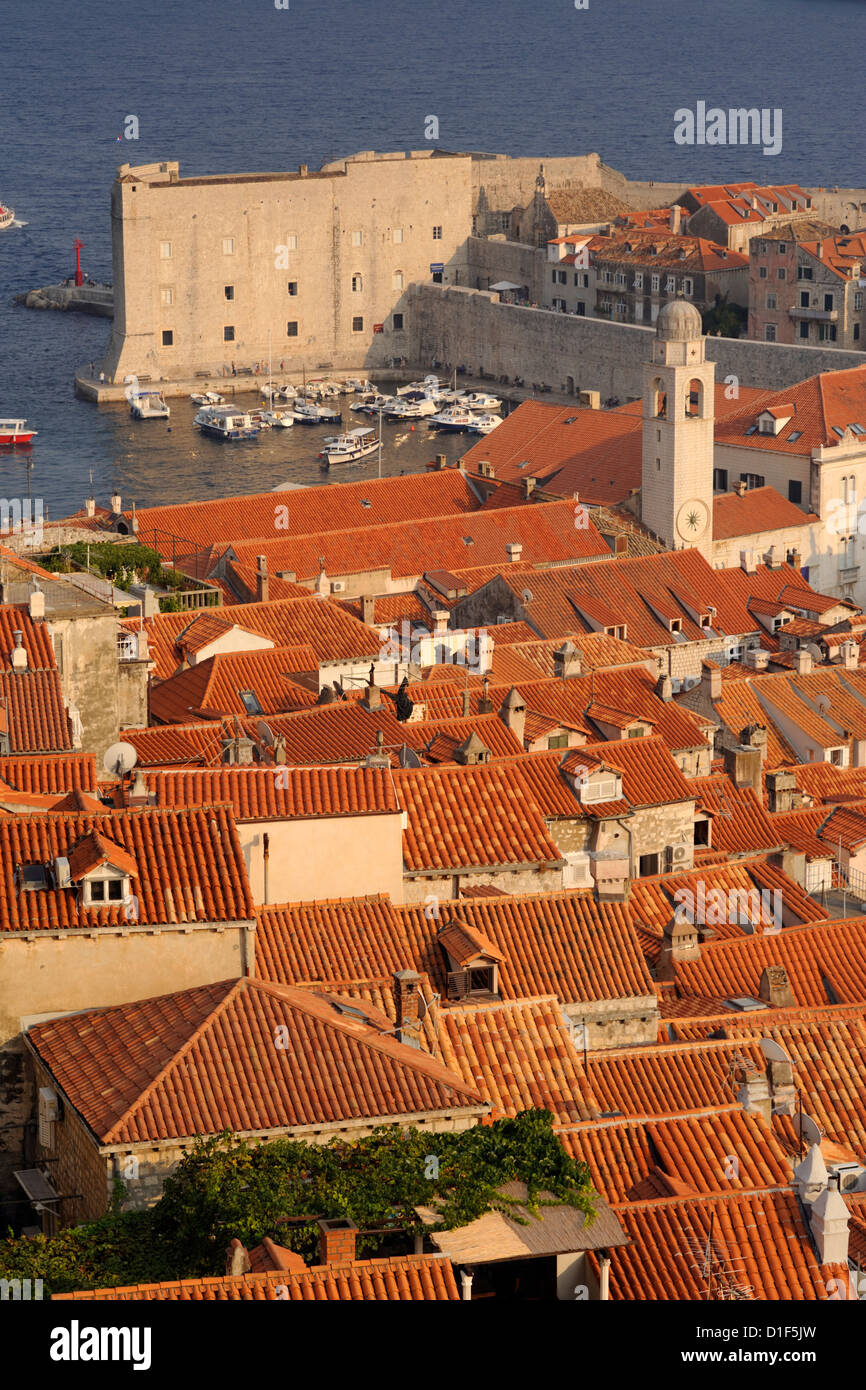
641,296 -> 715,560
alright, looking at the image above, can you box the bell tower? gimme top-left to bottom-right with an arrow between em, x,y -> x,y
641,296 -> 715,560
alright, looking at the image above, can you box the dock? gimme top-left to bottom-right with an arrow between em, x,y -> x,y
15,282 -> 113,317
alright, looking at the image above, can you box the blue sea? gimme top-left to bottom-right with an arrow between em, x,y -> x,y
1,0 -> 863,516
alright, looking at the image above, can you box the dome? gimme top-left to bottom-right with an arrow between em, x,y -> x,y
656,296 -> 702,341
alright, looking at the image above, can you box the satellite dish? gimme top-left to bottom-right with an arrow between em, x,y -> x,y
521,589 -> 534,604
256,720 -> 275,747
103,741 -> 138,776
794,1113 -> 824,1147
815,694 -> 830,715
759,1038 -> 792,1065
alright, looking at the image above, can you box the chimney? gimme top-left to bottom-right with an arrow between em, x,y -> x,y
553,641 -> 582,679
735,480 -> 749,498
764,544 -> 781,569
28,590 -> 45,622
522,477 -> 536,499
759,963 -> 796,1008
669,204 -> 683,234
744,647 -> 770,672
478,675 -> 493,715
840,639 -> 859,670
130,501 -> 139,535
809,1177 -> 850,1266
477,460 -> 494,479
460,1269 -> 474,1301
256,555 -> 269,604
436,453 -> 447,471
84,496 -> 96,519
655,672 -> 673,702
734,1057 -> 772,1125
701,660 -> 721,701
363,728 -> 390,768
506,542 -> 523,563
225,1238 -> 251,1277
789,548 -> 802,571
793,648 -> 813,675
110,492 -> 122,516
723,724 -> 766,792
794,1145 -> 828,1205
316,561 -> 329,597
394,969 -> 424,1043
432,609 -> 449,636
128,769 -> 152,806
740,547 -> 756,573
221,734 -> 255,764
362,678 -> 382,712
766,770 -> 797,814
499,687 -> 526,746
10,631 -> 27,671
317,1218 -> 357,1266
658,910 -> 701,981
361,594 -> 376,626
462,686 -> 471,717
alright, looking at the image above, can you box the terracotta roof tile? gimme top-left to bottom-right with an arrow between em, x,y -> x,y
674,916 -> 866,1008
713,486 -> 819,540
715,364 -> 866,457
27,978 -> 484,1143
0,669 -> 72,752
0,753 -> 96,794
149,646 -> 319,722
146,765 -> 399,821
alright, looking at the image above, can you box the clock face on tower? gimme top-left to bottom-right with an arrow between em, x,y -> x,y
676,498 -> 710,542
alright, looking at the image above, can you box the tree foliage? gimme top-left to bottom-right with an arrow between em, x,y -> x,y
0,1111 -> 595,1294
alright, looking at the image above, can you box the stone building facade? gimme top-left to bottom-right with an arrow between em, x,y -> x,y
749,231 -> 866,350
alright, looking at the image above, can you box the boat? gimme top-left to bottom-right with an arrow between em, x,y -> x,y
248,410 -> 274,429
343,378 -> 375,394
0,418 -> 37,445
387,396 -> 437,419
129,391 -> 170,419
260,409 -> 293,428
396,375 -> 440,397
198,407 -> 259,440
293,398 -> 342,424
462,391 -> 502,412
190,390 -> 224,406
352,394 -> 397,416
428,404 -> 475,431
276,384 -> 298,401
321,427 -> 379,465
468,413 -> 502,435
0,202 -> 15,231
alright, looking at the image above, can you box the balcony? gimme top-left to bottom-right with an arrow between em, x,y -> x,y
789,305 -> 838,322
839,566 -> 860,584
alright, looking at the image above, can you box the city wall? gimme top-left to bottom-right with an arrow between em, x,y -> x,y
408,283 -> 866,401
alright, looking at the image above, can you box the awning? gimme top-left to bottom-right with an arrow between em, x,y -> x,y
489,281 -> 522,291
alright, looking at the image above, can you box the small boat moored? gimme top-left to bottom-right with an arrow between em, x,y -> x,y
462,391 -> 502,412
321,426 -> 380,465
0,418 -> 37,445
198,407 -> 259,440
428,404 -> 475,432
130,391 -> 170,420
189,390 -> 225,407
468,413 -> 503,435
0,202 -> 15,232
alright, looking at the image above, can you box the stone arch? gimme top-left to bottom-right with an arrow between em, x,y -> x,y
652,377 -> 667,419
685,377 -> 704,417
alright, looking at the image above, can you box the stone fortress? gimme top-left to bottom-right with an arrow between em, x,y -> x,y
87,148 -> 866,397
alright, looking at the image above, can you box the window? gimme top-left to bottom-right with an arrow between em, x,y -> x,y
777,267 -> 787,280
759,241 -> 768,254
576,301 -> 586,315
666,275 -> 676,293
615,271 -> 627,286
778,243 -> 787,254
740,472 -> 765,489
162,329 -> 173,346
552,269 -> 558,284
351,273 -> 363,292
788,480 -> 802,504
582,776 -> 620,803
651,274 -> 660,292
639,853 -> 661,877
351,230 -> 363,247
352,316 -> 364,332
634,272 -> 643,290
223,326 -> 235,342
222,237 -> 235,255
559,270 -> 568,284
766,293 -> 777,309
238,690 -> 263,716
683,278 -> 693,296
547,733 -> 569,749
432,225 -> 442,239
713,467 -> 728,490
819,324 -> 837,342
287,320 -> 298,336
393,313 -> 404,331
799,321 -> 810,339
552,297 -> 567,311
287,281 -> 298,296
800,290 -> 811,308
759,266 -> 768,279
20,864 -> 49,891
765,324 -> 777,342
159,241 -> 172,259
627,726 -> 646,738
392,227 -> 403,244
634,301 -> 643,321
88,878 -> 125,903
856,325 -> 861,342
824,293 -> 835,312
855,292 -> 864,311
224,285 -> 234,300
798,265 -> 813,280
393,270 -> 403,290
160,287 -> 173,306
286,234 -> 298,250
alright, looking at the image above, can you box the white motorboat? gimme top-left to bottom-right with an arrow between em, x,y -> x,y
198,407 -> 259,440
0,201 -> 14,231
275,384 -> 297,401
130,391 -> 170,419
293,398 -> 342,424
321,427 -> 379,465
343,378 -> 376,394
190,390 -> 224,406
248,410 -> 274,429
431,388 -> 468,406
260,409 -> 293,428
396,375 -> 440,397
462,391 -> 502,412
388,396 -> 437,419
353,394 -> 397,416
428,404 -> 475,431
0,418 -> 37,445
468,413 -> 502,435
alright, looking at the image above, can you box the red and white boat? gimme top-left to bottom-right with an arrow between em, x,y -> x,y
0,419 -> 37,446
0,202 -> 14,231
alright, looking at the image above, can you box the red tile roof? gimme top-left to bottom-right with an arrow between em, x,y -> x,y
254,896 -> 415,987
0,752 -> 96,794
0,605 -> 58,670
27,977 -> 485,1143
52,1254 -> 460,1301
0,806 -> 253,930
592,230 -> 748,273
713,486 -> 819,540
145,764 -> 399,821
715,364 -> 866,457
674,917 -> 866,1008
149,646 -> 319,722
691,775 -> 783,853
0,669 -> 72,752
562,735 -> 697,811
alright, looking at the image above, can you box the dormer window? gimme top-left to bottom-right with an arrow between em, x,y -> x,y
580,773 -> 622,804
67,831 -> 138,912
85,875 -> 126,905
